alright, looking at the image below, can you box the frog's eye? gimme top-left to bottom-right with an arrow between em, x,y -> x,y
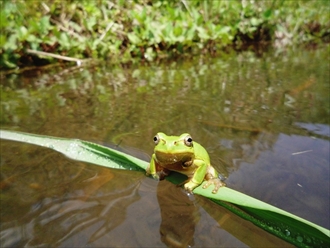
184,135 -> 193,147
153,134 -> 160,145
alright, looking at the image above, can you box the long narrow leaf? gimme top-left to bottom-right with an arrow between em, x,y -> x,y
194,184 -> 330,247
1,130 -> 329,247
0,130 -> 147,171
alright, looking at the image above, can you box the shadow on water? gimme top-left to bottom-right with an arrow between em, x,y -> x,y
1,47 -> 329,246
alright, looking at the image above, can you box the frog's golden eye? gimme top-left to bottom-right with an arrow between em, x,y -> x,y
153,134 -> 160,145
184,135 -> 193,147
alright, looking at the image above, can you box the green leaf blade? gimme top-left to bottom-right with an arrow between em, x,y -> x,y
0,130 -> 148,171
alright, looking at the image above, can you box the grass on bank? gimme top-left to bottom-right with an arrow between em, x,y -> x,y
1,0 -> 329,69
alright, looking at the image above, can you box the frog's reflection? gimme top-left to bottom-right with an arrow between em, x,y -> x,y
156,180 -> 200,247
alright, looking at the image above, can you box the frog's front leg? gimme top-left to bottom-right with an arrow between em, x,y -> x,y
183,159 -> 207,192
146,154 -> 158,178
146,154 -> 169,180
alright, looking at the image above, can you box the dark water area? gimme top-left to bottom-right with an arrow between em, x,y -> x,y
1,46 -> 329,247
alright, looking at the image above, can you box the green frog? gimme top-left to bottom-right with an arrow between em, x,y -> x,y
146,132 -> 225,193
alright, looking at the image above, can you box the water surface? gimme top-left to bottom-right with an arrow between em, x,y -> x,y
1,47 -> 329,247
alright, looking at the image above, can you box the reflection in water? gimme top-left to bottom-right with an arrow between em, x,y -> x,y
223,131 -> 278,167
1,48 -> 329,246
153,180 -> 293,247
157,181 -> 199,247
226,127 -> 330,229
0,144 -> 143,247
1,177 -> 141,247
294,122 -> 330,138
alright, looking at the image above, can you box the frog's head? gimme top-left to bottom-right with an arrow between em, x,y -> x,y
153,132 -> 195,164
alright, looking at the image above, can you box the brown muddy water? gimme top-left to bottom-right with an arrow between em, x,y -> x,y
1,47 -> 329,247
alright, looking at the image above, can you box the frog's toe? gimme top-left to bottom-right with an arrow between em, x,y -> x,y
202,180 -> 212,189
203,179 -> 225,194
211,184 -> 222,194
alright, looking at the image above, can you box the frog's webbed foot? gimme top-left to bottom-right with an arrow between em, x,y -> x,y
183,178 -> 225,194
203,178 -> 226,194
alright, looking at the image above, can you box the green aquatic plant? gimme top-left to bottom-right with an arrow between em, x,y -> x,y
1,0 -> 329,69
1,130 -> 329,247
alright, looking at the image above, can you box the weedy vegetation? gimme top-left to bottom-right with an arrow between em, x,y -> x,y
1,0 -> 329,69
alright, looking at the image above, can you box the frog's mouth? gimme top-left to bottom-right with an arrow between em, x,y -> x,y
155,151 -> 193,164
